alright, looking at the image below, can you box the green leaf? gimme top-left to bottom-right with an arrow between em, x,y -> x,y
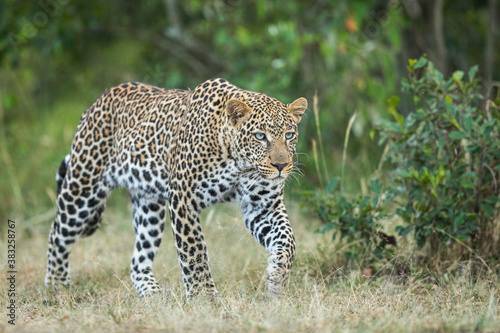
388,96 -> 400,108
485,196 -> 500,204
326,177 -> 340,194
463,116 -> 473,132
318,206 -> 328,221
438,138 -> 445,156
395,225 -> 411,236
452,70 -> 464,82
448,131 -> 465,140
460,171 -> 477,179
480,203 -> 495,219
388,109 -> 405,131
468,65 -> 478,80
370,179 -> 381,195
387,96 -> 405,131
414,57 -> 427,69
316,223 -> 335,234
459,179 -> 474,189
449,118 -> 462,130
378,119 -> 402,133
437,167 -> 446,182
453,213 -> 465,231
373,247 -> 384,260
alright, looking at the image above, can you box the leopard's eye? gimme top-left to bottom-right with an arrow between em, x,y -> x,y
285,132 -> 294,140
255,133 -> 266,141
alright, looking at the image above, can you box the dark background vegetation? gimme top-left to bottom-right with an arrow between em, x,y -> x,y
1,0 -> 499,271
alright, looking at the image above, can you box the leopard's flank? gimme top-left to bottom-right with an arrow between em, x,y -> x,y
45,78 -> 307,299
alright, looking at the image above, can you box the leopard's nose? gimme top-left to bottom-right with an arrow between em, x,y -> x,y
271,162 -> 289,172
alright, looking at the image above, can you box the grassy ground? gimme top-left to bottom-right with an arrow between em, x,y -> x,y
1,200 -> 499,332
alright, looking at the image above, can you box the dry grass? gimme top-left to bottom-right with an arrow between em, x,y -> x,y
1,201 -> 499,332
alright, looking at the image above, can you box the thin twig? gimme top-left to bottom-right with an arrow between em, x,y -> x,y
483,163 -> 498,195
341,112 -> 357,189
376,144 -> 390,177
313,92 -> 329,182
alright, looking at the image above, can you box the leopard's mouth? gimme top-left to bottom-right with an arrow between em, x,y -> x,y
240,163 -> 290,182
273,172 -> 289,181
257,167 -> 289,181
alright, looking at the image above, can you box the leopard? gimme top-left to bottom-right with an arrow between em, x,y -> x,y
45,78 -> 307,299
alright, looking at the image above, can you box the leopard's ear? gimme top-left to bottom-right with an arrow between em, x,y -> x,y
226,99 -> 251,127
287,97 -> 308,124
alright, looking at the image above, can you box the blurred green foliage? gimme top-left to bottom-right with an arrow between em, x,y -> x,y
0,0 -> 498,227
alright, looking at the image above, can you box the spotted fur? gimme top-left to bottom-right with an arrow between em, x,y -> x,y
45,78 -> 307,299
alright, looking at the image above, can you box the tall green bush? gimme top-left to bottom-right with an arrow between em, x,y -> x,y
308,56 -> 500,269
380,56 -> 500,262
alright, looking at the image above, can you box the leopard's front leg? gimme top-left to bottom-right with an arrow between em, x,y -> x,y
241,193 -> 296,297
168,191 -> 218,300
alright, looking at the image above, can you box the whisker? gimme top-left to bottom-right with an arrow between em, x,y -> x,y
287,172 -> 301,185
291,172 -> 305,180
290,170 -> 304,181
292,170 -> 305,178
294,152 -> 310,162
291,164 -> 305,177
295,152 -> 310,158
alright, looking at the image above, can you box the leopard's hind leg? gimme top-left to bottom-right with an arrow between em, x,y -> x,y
45,154 -> 111,287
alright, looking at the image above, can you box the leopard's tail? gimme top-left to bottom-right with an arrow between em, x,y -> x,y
56,154 -> 70,195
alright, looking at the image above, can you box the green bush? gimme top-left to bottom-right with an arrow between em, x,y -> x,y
307,56 -> 500,269
303,177 -> 397,265
380,56 -> 500,262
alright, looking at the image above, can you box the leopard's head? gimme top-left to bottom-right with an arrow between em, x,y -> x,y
226,95 -> 307,180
